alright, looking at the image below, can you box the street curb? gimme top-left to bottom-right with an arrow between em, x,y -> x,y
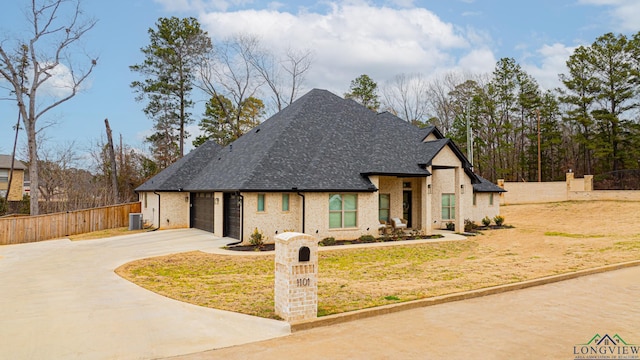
290,260 -> 640,332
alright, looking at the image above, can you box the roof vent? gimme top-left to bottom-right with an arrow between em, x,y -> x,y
256,128 -> 260,133
229,144 -> 232,152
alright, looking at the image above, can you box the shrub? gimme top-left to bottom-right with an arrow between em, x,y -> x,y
493,215 -> 505,226
19,194 -> 30,215
358,234 -> 376,243
0,197 -> 7,216
445,222 -> 455,231
319,237 -> 336,246
391,228 -> 405,240
464,219 -> 478,232
249,228 -> 265,247
482,216 -> 491,227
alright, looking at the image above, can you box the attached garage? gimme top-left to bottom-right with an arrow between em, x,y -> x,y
191,192 -> 214,232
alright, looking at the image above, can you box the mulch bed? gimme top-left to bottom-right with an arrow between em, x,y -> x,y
226,234 -> 445,252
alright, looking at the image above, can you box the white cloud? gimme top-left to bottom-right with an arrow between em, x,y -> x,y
578,0 -> 640,32
38,63 -> 80,99
456,48 -> 496,75
198,3 -> 493,93
522,43 -> 575,91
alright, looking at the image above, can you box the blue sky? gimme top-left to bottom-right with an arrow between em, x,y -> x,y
1,0 -> 639,166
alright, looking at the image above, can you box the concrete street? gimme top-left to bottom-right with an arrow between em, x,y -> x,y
173,265 -> 640,360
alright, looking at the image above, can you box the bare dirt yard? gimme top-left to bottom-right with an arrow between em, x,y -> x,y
116,201 -> 640,319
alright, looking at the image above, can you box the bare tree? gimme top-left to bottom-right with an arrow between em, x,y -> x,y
104,118 -> 119,204
381,73 -> 430,125
250,46 -> 313,112
198,34 -> 265,141
0,0 -> 97,215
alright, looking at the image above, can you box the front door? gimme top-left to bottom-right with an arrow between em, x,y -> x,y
403,190 -> 412,228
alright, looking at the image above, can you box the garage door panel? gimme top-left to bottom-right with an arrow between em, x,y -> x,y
224,193 -> 240,239
191,193 -> 214,232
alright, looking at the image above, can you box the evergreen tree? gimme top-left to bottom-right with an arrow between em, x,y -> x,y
130,17 -> 212,166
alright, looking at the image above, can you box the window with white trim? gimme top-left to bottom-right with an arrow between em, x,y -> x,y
329,194 -> 358,228
0,169 -> 8,183
379,194 -> 390,222
441,193 -> 455,220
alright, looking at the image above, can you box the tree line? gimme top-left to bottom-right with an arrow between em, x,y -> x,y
2,1 -> 639,215
349,32 -> 640,182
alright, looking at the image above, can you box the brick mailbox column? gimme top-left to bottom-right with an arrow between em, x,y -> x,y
274,232 -> 318,323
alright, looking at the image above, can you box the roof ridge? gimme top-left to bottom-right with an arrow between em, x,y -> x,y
240,90 -> 319,189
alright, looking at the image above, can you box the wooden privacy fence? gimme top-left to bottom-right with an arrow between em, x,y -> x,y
0,202 -> 142,245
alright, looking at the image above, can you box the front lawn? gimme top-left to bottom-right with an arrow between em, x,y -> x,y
115,201 -> 640,319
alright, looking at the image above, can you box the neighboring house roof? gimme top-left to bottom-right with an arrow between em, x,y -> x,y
473,174 -> 507,193
0,155 -> 27,170
137,89 -> 483,193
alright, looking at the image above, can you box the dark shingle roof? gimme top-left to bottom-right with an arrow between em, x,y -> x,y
136,140 -> 222,192
473,174 -> 506,193
136,89 -> 478,192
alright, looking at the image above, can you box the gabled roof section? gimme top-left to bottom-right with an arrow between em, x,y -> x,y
137,89 -> 479,193
136,140 -> 222,192
473,174 -> 506,193
420,125 -> 444,141
0,155 -> 27,170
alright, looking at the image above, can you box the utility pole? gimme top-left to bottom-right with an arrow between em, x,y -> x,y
466,100 -> 473,169
537,108 -> 541,182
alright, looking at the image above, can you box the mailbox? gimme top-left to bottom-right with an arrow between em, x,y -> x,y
274,232 -> 318,323
298,246 -> 310,262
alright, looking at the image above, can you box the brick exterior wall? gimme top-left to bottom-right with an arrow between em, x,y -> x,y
274,232 -> 318,323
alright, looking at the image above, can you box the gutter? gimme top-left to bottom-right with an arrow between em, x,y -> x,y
297,192 -> 305,233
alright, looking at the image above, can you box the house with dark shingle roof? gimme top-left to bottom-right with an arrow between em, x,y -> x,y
136,89 -> 505,243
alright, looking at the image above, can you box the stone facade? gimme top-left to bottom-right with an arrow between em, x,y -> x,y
0,168 -> 24,201
274,232 -> 318,323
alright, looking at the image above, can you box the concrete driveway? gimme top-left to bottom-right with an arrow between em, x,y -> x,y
0,229 -> 290,360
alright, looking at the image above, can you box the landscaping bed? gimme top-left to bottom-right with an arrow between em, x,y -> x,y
226,233 -> 445,252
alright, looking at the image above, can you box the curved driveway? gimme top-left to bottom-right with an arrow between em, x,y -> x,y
0,229 -> 290,360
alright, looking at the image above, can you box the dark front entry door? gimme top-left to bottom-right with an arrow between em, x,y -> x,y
191,193 -> 214,232
403,190 -> 412,228
223,193 -> 241,239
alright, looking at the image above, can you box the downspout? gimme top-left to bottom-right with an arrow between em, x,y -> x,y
297,192 -> 305,233
150,191 -> 161,231
226,192 -> 244,246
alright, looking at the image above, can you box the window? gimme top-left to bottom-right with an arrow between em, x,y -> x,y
379,194 -> 390,222
0,169 -> 8,183
489,193 -> 494,206
329,194 -> 357,228
282,193 -> 290,211
473,193 -> 477,206
441,194 -> 455,220
144,193 -> 148,209
257,194 -> 265,212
